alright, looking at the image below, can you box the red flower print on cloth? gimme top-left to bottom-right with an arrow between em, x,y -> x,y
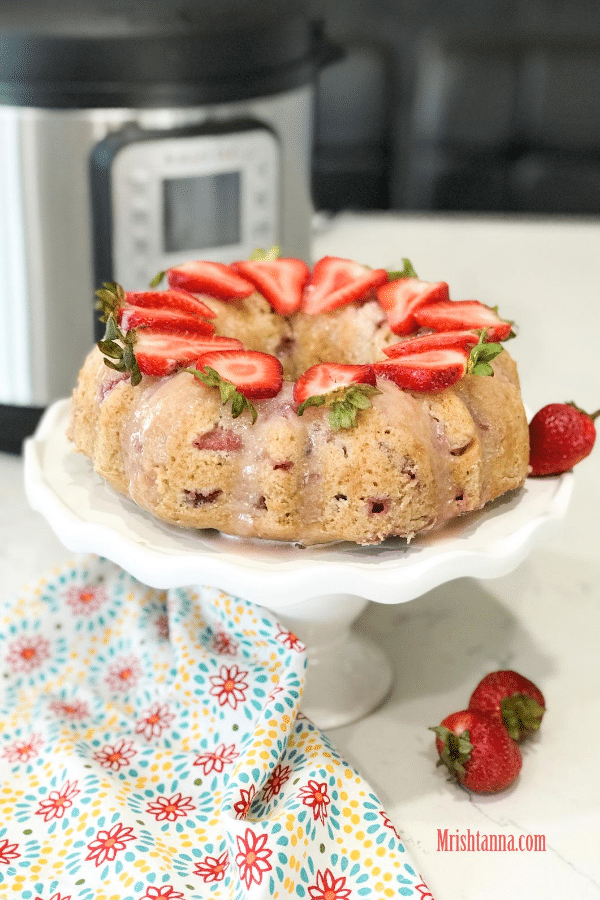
193,741 -> 239,775
64,584 -> 107,615
235,828 -> 272,890
308,868 -> 352,900
233,784 -> 256,819
379,810 -> 402,839
275,626 -> 305,653
0,837 -> 20,864
146,792 -> 196,822
6,634 -> 51,673
194,849 -> 229,883
35,893 -> 71,900
35,779 -> 80,822
2,732 -> 43,763
135,702 -> 176,740
85,822 -> 136,867
93,738 -> 138,771
156,614 -> 169,641
212,630 -> 239,655
415,883 -> 434,899
209,664 -> 249,710
139,886 -> 185,900
298,780 -> 331,824
267,685 -> 285,702
262,764 -> 292,802
48,698 -> 90,720
105,654 -> 143,692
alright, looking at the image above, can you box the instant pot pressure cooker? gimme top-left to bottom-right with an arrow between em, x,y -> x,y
0,0 -> 340,450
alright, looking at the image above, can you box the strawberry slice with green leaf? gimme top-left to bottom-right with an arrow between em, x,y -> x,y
383,329 -> 481,357
301,256 -> 388,314
374,348 -> 469,392
96,282 -> 217,335
293,363 -> 379,430
232,256 -> 310,315
377,270 -> 450,335
414,300 -> 513,342
193,349 -> 283,400
124,289 -> 216,318
166,260 -> 255,300
133,332 -> 244,378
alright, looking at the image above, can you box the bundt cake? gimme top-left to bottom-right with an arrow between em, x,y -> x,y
68,253 -> 529,545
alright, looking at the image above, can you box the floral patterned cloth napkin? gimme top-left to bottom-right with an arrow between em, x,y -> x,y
0,555 -> 432,900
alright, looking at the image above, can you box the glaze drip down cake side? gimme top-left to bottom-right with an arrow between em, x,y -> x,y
68,254 -> 529,545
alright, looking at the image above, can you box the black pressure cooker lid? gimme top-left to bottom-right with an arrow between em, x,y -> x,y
0,0 -> 342,108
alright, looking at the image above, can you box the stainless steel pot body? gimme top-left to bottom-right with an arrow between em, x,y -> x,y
0,85 -> 314,406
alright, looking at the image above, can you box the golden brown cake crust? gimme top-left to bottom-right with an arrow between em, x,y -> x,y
68,293 -> 529,546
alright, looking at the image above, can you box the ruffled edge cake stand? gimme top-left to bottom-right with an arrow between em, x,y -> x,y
24,400 -> 573,729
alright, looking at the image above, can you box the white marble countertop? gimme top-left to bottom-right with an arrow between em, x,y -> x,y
2,212 -> 600,899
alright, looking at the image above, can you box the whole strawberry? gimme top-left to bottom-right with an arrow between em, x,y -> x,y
529,402 -> 598,476
431,709 -> 522,794
468,670 -> 545,742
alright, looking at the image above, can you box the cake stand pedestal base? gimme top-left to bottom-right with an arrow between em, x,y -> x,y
278,594 -> 394,730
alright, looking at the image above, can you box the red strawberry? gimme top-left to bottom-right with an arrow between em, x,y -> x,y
431,709 -> 522,794
118,304 -> 215,336
301,256 -> 388,314
293,363 -> 378,430
135,332 -> 244,378
293,362 -> 376,405
468,670 -> 546,742
373,348 -> 468,392
414,300 -> 513,341
196,349 -> 283,399
383,329 -> 480,357
232,257 -> 310,315
167,260 -> 255,299
193,427 -> 243,452
529,402 -> 598,476
377,277 -> 449,335
124,289 -> 216,318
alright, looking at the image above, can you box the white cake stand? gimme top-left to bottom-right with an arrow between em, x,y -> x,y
24,400 -> 573,729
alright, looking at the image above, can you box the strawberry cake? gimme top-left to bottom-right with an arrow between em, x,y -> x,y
68,254 -> 529,545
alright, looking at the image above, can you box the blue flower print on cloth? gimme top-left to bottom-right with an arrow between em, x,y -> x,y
0,555 -> 433,899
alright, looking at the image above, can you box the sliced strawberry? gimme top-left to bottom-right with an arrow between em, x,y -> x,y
118,304 -> 215,336
301,256 -> 388,314
231,257 -> 310,315
383,329 -> 480,358
293,363 -> 376,405
414,300 -> 513,342
167,260 -> 255,300
193,427 -> 243,452
196,349 -> 283,399
124,289 -> 217,318
135,332 -> 244,378
376,277 -> 450,335
373,348 -> 469,392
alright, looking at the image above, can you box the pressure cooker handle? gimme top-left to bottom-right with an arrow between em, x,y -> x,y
311,19 -> 346,70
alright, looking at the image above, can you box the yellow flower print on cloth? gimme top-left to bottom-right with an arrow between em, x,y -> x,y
0,555 -> 432,899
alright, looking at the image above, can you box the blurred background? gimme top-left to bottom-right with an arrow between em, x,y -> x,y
310,0 -> 600,214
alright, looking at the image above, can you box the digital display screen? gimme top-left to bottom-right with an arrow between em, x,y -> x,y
163,171 -> 241,252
